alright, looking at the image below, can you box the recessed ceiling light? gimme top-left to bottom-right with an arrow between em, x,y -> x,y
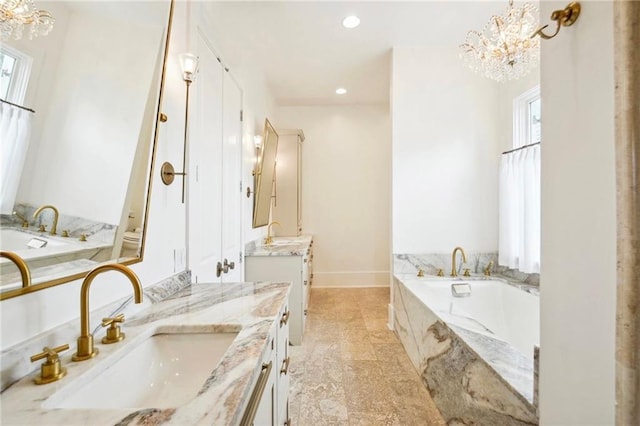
336,88 -> 347,95
342,15 -> 360,29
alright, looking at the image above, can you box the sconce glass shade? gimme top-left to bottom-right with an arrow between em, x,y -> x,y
179,53 -> 199,83
254,135 -> 263,148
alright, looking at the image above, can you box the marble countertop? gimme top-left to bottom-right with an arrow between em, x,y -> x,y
245,235 -> 313,257
0,281 -> 290,425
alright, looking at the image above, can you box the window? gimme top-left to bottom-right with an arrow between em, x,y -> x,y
499,85 -> 541,274
0,45 -> 32,104
513,85 -> 541,148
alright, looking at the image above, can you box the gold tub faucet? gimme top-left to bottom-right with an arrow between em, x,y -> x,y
33,205 -> 59,235
0,251 -> 31,288
450,246 -> 467,277
72,264 -> 143,362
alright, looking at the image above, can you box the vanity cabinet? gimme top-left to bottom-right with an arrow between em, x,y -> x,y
252,301 -> 290,426
277,301 -> 291,425
245,238 -> 313,346
272,129 -> 305,236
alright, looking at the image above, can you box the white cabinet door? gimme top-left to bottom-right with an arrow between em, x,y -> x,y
277,304 -> 290,425
188,31 -> 243,283
254,334 -> 276,426
189,30 -> 223,283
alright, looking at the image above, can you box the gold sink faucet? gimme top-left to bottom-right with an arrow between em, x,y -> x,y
264,221 -> 281,246
450,246 -> 467,277
72,264 -> 143,362
0,251 -> 31,288
33,205 -> 59,235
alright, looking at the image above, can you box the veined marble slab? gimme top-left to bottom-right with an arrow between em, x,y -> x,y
5,203 -> 117,245
1,276 -> 290,426
245,235 -> 313,257
394,252 -> 540,287
393,275 -> 538,425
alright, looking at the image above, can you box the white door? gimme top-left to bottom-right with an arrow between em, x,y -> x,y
220,72 -> 243,282
188,30 -> 223,283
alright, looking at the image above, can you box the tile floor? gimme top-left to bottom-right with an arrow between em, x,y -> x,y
288,287 -> 445,425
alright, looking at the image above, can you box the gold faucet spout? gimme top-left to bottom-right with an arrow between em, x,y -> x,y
0,251 -> 31,288
451,246 -> 467,277
33,205 -> 59,235
73,263 -> 143,361
265,221 -> 281,246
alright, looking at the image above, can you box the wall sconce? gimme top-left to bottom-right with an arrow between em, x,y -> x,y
246,135 -> 263,198
161,53 -> 200,204
531,2 -> 581,40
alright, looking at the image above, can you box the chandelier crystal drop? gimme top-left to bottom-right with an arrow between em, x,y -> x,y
460,0 -> 539,83
0,0 -> 55,41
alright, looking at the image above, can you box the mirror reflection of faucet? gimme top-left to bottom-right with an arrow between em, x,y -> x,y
12,211 -> 29,228
484,260 -> 494,277
450,246 -> 467,277
33,205 -> 59,236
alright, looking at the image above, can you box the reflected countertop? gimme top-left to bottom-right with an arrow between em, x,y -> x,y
0,280 -> 290,425
245,235 -> 313,257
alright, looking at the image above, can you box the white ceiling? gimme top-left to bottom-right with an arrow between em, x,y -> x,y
201,1 -> 506,106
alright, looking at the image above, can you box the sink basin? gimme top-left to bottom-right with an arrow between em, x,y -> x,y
45,331 -> 238,410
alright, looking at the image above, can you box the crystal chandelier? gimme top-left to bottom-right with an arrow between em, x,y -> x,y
460,0 -> 539,82
0,0 -> 55,41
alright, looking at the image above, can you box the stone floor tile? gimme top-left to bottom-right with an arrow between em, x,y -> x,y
290,287 -> 445,426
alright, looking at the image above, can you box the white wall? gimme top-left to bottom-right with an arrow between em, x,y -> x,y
275,105 -> 391,287
17,9 -> 162,225
391,46 -> 501,254
539,1 -> 616,424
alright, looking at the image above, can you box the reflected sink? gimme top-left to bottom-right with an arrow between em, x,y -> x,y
45,331 -> 238,410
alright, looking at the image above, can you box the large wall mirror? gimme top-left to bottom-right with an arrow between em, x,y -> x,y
252,119 -> 279,228
0,0 -> 174,300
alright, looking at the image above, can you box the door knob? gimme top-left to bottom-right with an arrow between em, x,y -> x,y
223,258 -> 235,273
216,261 -> 223,278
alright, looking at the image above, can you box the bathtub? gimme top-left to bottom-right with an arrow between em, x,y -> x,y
392,275 -> 539,425
402,278 -> 539,359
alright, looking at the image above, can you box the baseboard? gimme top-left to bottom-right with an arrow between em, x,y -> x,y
312,271 -> 390,288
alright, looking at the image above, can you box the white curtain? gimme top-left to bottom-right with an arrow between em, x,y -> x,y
0,103 -> 32,214
499,144 -> 541,273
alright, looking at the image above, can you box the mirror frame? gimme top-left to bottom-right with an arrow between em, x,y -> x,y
252,118 -> 279,228
0,0 -> 175,301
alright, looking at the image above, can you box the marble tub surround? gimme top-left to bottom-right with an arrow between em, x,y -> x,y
395,252 -> 540,289
4,203 -> 117,245
0,271 -> 190,392
393,276 -> 538,425
245,234 -> 312,257
1,278 -> 290,425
